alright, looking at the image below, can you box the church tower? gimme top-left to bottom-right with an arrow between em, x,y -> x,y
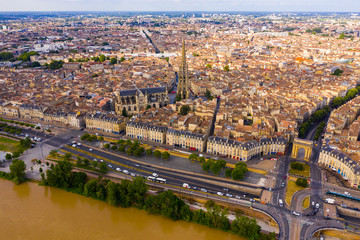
177,38 -> 189,100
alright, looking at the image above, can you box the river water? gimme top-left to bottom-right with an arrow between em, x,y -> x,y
0,179 -> 241,240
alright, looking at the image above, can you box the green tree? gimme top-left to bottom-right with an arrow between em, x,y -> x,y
104,143 -> 110,149
189,153 -> 198,161
92,161 -> 98,168
161,151 -> 170,160
0,52 -> 14,61
5,153 -> 12,161
175,94 -> 182,102
118,145 -> 126,152
111,145 -> 117,151
110,57 -> 117,65
225,168 -> 233,178
295,178 -> 308,187
146,149 -> 153,156
48,60 -> 64,69
339,33 -> 345,39
210,162 -> 222,175
154,150 -> 161,158
83,159 -> 90,167
232,162 -> 247,180
99,162 -> 108,174
180,105 -> 191,115
198,156 -> 206,163
134,148 -> 144,157
223,65 -> 230,71
231,216 -> 260,240
99,54 -> 106,62
126,148 -> 133,156
120,57 -> 125,62
202,159 -> 212,172
63,153 -> 72,161
81,133 -> 90,141
9,159 -> 26,184
205,63 -> 212,69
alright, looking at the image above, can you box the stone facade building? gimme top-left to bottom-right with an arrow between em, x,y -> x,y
114,87 -> 169,116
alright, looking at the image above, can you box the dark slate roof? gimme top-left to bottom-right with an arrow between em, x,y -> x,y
119,87 -> 166,96
127,121 -> 167,132
20,104 -> 44,110
167,128 -> 206,140
208,136 -> 287,150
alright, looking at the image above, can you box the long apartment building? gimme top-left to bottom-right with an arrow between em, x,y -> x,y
207,136 -> 287,161
85,113 -> 127,134
126,121 -> 167,143
125,121 -> 287,161
166,128 -> 207,152
319,146 -> 360,187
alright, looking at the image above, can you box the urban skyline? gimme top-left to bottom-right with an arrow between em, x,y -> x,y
2,0 -> 360,12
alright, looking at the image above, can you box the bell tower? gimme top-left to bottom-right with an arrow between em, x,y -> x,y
177,38 -> 189,100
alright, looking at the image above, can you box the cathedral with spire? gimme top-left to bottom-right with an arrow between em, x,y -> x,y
177,38 -> 189,100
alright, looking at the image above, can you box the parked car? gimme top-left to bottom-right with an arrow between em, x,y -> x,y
116,168 -> 121,172
217,192 -> 224,196
226,193 -> 233,198
123,170 -> 129,175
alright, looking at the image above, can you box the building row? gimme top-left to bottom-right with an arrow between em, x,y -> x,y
0,102 -> 127,135
126,121 -> 287,161
319,147 -> 360,188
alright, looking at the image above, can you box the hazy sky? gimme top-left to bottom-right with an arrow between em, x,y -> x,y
2,0 -> 360,12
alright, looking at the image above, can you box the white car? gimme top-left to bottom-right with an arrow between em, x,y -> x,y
116,168 -> 121,172
93,158 -> 97,161
100,159 -> 104,162
292,211 -> 300,216
123,170 -> 129,175
226,193 -> 233,198
200,188 -> 208,193
235,195 -> 241,199
217,192 -> 224,196
130,173 -> 136,177
108,164 -> 112,168
89,148 -> 93,151
152,173 -> 159,177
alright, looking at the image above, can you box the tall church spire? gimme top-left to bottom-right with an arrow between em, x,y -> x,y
177,38 -> 189,100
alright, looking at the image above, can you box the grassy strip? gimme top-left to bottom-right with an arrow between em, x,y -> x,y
0,118 -> 36,128
285,180 -> 305,206
303,196 -> 310,209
